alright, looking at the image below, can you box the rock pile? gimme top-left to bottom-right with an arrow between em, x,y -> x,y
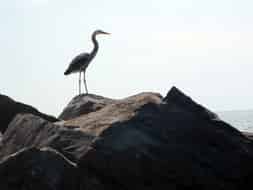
0,87 -> 252,190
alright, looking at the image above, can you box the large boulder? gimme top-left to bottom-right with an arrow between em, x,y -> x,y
76,87 -> 253,189
0,114 -> 93,162
0,92 -> 162,162
0,94 -> 58,133
1,87 -> 253,189
0,147 -> 77,190
58,94 -> 116,120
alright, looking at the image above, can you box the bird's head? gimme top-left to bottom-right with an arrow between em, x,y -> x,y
94,30 -> 110,36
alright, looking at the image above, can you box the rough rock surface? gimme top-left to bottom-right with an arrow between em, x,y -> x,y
0,147 -> 77,190
58,94 -> 116,120
0,114 -> 93,162
1,87 -> 253,189
0,92 -> 162,162
0,94 -> 58,133
77,87 -> 253,189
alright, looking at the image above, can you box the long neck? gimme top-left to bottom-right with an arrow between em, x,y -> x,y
90,33 -> 99,59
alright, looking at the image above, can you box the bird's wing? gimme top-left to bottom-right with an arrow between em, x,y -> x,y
71,52 -> 90,65
64,53 -> 90,75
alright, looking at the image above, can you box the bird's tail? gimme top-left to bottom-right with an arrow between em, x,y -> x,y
64,68 -> 71,75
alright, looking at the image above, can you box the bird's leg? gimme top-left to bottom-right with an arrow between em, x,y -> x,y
83,71 -> 88,94
79,70 -> 81,95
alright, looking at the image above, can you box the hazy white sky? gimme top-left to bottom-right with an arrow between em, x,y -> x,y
1,0 -> 253,116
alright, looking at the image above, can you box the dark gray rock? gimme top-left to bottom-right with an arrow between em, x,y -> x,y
0,92 -> 162,162
77,87 -> 253,189
164,86 -> 219,120
0,94 -> 58,133
1,88 -> 253,189
0,147 -> 77,190
0,114 -> 93,162
58,94 -> 116,120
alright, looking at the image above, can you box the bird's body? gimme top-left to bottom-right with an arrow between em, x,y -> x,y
64,30 -> 110,95
64,53 -> 90,75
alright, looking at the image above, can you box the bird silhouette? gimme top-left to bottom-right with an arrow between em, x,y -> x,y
64,30 -> 110,95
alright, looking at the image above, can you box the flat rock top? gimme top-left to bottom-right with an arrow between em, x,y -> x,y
58,94 -> 117,120
62,92 -> 162,136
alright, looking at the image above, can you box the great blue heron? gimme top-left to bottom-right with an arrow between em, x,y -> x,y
64,30 -> 110,95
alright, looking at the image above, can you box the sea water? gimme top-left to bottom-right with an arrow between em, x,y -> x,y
218,110 -> 253,133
